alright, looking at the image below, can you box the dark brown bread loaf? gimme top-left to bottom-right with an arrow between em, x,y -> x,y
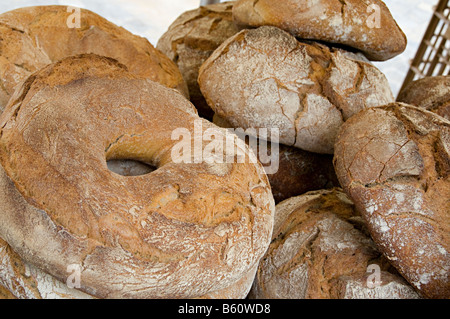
334,103 -> 450,299
249,189 -> 420,299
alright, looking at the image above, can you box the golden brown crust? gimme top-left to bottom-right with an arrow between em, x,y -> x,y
0,5 -> 188,112
334,103 -> 450,299
397,76 -> 450,121
0,54 -> 274,298
232,0 -> 407,61
0,237 -> 94,299
199,26 -> 394,154
157,1 -> 239,119
249,189 -> 420,299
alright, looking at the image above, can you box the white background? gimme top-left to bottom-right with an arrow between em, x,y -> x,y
0,0 -> 438,96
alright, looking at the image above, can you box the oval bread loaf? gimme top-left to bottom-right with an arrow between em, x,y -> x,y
334,103 -> 450,299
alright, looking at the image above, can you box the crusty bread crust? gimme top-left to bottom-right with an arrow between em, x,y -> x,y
0,54 -> 274,298
232,0 -> 407,61
157,1 -> 239,119
212,113 -> 340,203
0,5 -> 188,112
199,26 -> 394,154
397,76 -> 450,121
249,189 -> 420,299
334,103 -> 450,299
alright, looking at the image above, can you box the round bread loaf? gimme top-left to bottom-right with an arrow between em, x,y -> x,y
199,26 -> 394,154
249,189 -> 420,299
334,103 -> 450,299
0,5 -> 188,112
157,1 -> 239,119
397,76 -> 450,121
232,0 -> 407,61
213,114 -> 340,203
0,54 -> 274,299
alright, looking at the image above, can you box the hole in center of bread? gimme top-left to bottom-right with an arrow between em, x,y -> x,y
107,159 -> 156,177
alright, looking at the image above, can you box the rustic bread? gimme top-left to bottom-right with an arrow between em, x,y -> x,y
157,1 -> 239,119
249,189 -> 420,299
397,76 -> 450,120
334,103 -> 450,299
213,114 -> 340,203
0,54 -> 274,299
232,0 -> 407,61
199,26 -> 394,154
0,5 -> 188,112
0,237 -> 93,299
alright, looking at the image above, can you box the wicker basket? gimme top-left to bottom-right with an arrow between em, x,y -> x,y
400,0 -> 450,93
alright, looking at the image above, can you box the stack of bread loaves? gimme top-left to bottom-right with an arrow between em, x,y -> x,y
0,1 -> 448,300
163,0 -> 447,299
0,6 -> 275,299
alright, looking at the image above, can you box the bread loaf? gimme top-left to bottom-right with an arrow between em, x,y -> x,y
334,103 -> 450,299
199,26 -> 394,154
249,189 -> 420,299
0,5 -> 188,112
397,76 -> 450,120
232,0 -> 407,61
157,1 -> 239,119
0,237 -> 93,299
0,54 -> 274,299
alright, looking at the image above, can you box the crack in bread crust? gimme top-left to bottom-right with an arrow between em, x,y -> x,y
334,103 -> 450,299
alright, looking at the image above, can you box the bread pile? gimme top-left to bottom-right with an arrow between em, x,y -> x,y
0,1 -> 448,300
161,0 -> 449,299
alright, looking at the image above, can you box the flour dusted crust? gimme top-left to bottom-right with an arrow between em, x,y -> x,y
249,189 -> 420,299
157,1 -> 239,119
0,54 -> 274,299
0,5 -> 188,112
0,237 -> 93,299
397,76 -> 450,121
334,103 -> 450,299
232,0 -> 407,61
198,26 -> 394,154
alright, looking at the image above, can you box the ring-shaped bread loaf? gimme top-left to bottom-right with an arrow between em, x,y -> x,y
0,5 -> 188,112
0,54 -> 275,299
